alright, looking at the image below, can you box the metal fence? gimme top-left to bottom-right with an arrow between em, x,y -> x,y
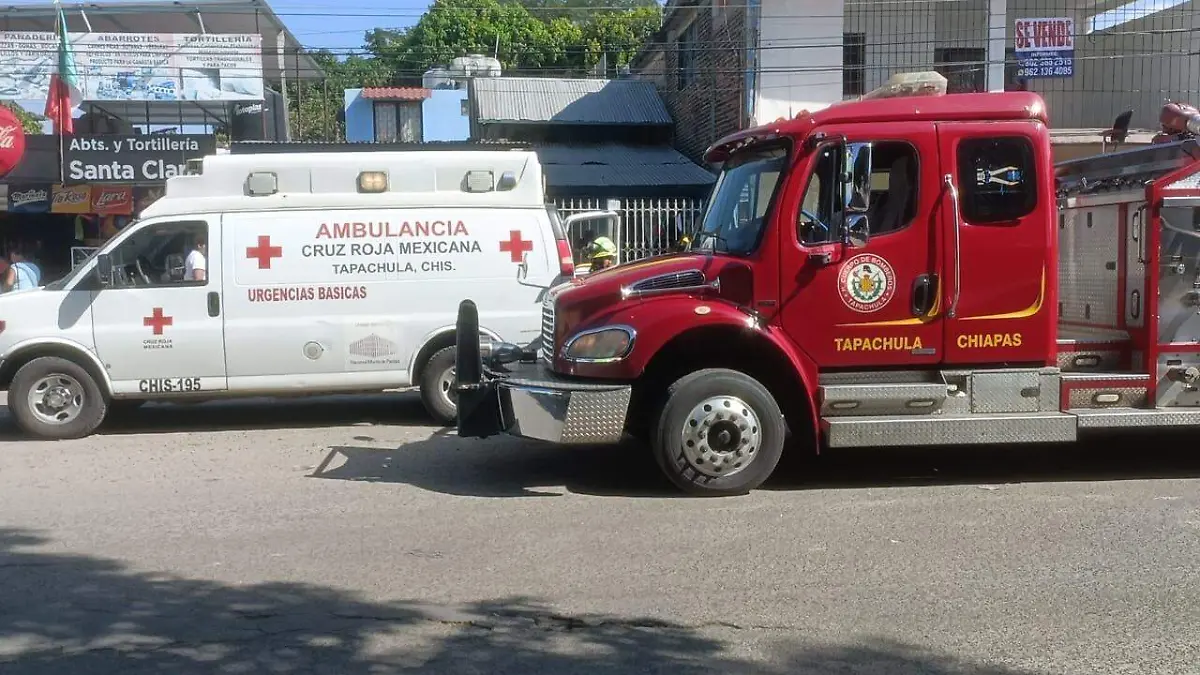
553,196 -> 707,264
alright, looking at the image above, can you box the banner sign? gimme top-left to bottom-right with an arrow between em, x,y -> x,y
0,32 -> 264,102
91,185 -> 134,215
51,184 -> 92,213
7,184 -> 50,213
63,134 -> 215,184
1014,17 -> 1074,79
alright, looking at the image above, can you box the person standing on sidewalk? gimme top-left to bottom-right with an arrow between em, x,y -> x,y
3,243 -> 42,293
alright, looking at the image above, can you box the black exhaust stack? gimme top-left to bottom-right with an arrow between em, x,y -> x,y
455,300 -> 503,438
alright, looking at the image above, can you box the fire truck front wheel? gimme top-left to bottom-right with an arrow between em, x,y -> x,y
653,368 -> 785,496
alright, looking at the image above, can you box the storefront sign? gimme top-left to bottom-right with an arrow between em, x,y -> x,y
91,185 -> 134,215
51,184 -> 93,213
0,32 -> 264,102
7,184 -> 49,213
63,134 -> 215,184
1014,17 -> 1074,79
0,105 -> 26,178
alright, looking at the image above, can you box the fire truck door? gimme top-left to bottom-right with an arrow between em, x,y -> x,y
779,122 -> 944,367
935,120 -> 1053,365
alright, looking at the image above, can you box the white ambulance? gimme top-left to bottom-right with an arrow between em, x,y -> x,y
0,149 -> 614,439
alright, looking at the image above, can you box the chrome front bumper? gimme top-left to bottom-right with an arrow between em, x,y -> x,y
490,362 -> 631,444
455,298 -> 631,445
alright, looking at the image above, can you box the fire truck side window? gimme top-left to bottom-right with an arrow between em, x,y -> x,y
865,142 -> 919,235
798,146 -> 840,245
103,221 -> 208,288
956,136 -> 1037,223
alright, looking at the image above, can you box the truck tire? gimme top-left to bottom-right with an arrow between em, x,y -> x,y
652,368 -> 785,496
419,346 -> 457,426
9,356 -> 108,440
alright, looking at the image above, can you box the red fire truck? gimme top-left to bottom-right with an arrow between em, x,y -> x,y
453,73 -> 1200,496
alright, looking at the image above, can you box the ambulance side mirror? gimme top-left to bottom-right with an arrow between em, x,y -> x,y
95,254 -> 113,287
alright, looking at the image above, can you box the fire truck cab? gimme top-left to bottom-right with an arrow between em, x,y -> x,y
454,72 -> 1200,496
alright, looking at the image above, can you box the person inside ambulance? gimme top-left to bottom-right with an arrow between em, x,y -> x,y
184,231 -> 207,282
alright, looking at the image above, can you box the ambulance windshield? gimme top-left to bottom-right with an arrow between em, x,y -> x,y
692,146 -> 788,256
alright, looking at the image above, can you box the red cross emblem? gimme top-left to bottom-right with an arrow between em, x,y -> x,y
143,307 -> 173,336
499,230 -> 533,263
246,235 -> 283,269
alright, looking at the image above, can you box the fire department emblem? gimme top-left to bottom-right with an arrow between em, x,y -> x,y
838,253 -> 896,313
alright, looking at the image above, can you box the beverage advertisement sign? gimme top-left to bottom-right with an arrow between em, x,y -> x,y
0,32 -> 264,102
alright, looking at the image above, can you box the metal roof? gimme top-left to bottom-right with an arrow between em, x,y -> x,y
535,143 -> 714,189
472,77 -> 672,126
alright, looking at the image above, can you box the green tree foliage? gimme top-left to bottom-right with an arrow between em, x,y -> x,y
286,0 -> 661,141
288,50 -> 393,142
1,102 -> 45,134
366,0 -> 661,77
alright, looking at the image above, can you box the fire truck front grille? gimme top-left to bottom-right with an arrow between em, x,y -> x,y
540,300 -> 556,360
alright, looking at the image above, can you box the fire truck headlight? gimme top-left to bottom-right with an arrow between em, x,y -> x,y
563,326 -> 635,362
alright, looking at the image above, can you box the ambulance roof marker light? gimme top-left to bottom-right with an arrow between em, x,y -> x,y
464,170 -> 495,193
357,171 -> 388,194
245,171 -> 278,197
497,170 -> 518,191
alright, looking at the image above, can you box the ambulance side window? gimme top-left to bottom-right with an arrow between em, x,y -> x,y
103,220 -> 208,289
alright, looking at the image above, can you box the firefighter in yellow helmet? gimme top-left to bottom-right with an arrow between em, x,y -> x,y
581,230 -> 618,271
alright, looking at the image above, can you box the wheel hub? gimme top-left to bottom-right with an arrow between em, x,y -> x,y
439,366 -> 458,405
679,395 -> 762,479
27,374 -> 86,426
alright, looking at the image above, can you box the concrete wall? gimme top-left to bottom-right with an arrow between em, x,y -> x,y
343,89 -> 374,143
754,0 -> 844,123
423,89 -> 470,142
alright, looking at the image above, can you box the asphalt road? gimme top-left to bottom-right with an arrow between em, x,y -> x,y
2,391 -> 1200,675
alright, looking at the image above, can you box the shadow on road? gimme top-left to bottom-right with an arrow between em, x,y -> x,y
310,428 -> 1200,499
0,526 -> 1049,674
0,392 -> 438,439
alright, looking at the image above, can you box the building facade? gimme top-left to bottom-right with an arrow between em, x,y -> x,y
633,0 -> 1200,164
343,87 -> 470,143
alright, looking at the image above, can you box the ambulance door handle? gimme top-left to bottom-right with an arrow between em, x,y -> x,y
207,292 -> 220,317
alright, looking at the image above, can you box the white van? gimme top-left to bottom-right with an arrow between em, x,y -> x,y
0,149 -> 613,439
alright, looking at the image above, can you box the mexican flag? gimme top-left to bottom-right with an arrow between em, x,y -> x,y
44,6 -> 82,135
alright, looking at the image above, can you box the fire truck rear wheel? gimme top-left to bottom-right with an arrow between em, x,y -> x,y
419,346 -> 458,426
653,368 -> 785,496
9,356 -> 108,441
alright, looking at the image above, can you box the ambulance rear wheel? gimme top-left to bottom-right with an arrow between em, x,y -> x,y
419,346 -> 458,426
9,356 -> 108,440
652,368 -> 785,497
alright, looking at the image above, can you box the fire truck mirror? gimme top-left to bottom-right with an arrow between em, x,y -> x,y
845,214 -> 870,249
95,254 -> 114,287
843,142 -> 873,214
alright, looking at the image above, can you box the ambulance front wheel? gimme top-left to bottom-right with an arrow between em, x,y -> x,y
9,356 -> 108,440
419,346 -> 458,426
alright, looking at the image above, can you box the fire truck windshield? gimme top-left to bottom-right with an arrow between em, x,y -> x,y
692,146 -> 788,256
